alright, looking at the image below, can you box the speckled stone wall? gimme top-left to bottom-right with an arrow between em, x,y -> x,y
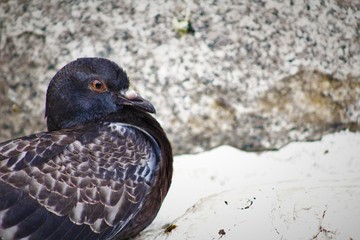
0,0 -> 359,154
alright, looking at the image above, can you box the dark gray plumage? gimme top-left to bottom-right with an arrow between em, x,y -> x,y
0,58 -> 173,240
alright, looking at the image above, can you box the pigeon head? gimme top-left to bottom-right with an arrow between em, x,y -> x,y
45,58 -> 155,131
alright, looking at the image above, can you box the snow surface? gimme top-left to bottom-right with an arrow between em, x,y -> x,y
135,131 -> 360,239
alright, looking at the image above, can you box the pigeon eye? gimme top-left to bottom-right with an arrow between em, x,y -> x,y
90,80 -> 107,93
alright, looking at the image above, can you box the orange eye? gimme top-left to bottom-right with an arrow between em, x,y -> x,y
90,80 -> 107,93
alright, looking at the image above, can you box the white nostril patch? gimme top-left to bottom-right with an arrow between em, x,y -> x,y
125,89 -> 138,100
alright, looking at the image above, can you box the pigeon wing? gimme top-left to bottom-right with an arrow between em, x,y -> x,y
0,123 -> 159,240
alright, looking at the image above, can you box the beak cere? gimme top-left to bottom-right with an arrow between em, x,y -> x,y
124,89 -> 139,100
118,89 -> 156,114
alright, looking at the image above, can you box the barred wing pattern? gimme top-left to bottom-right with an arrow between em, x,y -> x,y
0,122 -> 159,240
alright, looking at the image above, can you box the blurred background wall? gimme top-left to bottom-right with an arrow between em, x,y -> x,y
0,0 -> 359,154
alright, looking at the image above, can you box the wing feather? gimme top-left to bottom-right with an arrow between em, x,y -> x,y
0,122 -> 159,239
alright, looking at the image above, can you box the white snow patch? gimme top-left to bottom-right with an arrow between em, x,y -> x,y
135,131 -> 360,239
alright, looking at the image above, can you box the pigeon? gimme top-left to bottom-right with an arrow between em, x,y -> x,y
0,58 -> 173,240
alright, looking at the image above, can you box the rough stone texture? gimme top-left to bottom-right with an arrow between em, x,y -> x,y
0,0 -> 359,154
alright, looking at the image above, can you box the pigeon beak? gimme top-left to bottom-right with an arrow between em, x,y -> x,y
117,89 -> 156,114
